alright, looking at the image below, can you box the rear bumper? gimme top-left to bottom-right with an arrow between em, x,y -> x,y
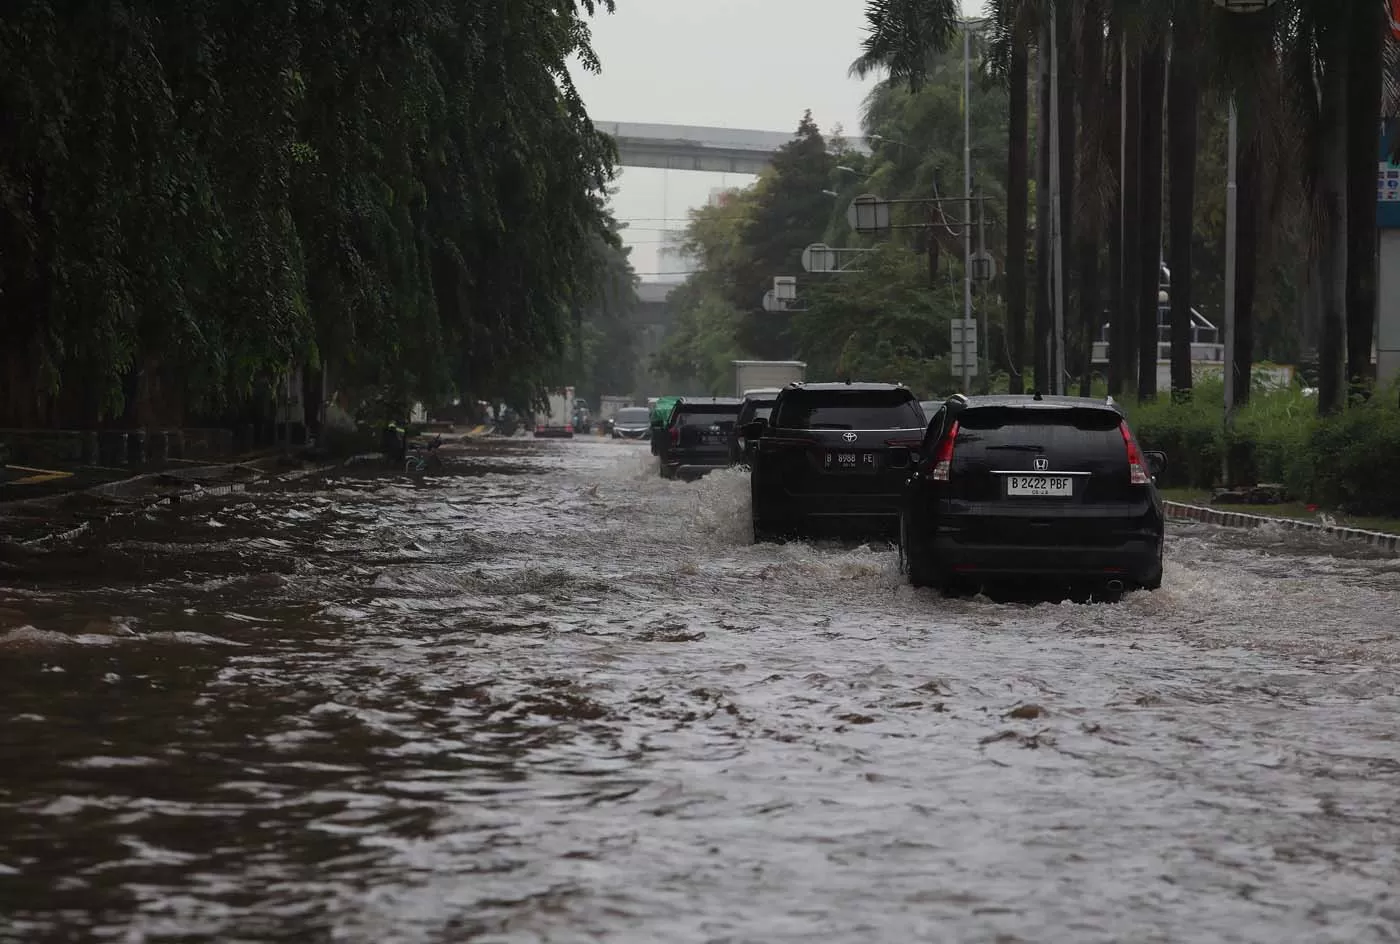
756,489 -> 902,538
926,534 -> 1160,580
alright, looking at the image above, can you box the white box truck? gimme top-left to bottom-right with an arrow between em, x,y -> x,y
534,386 -> 576,438
732,360 -> 806,397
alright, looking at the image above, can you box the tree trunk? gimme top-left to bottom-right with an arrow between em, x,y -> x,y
1137,36 -> 1166,401
1166,9 -> 1199,400
1105,27 -> 1124,396
1077,0 -> 1106,396
1007,26 -> 1030,395
1120,44 -> 1142,396
1057,0 -> 1077,357
1035,33 -> 1053,393
1346,0 -> 1382,396
1317,50 -> 1348,415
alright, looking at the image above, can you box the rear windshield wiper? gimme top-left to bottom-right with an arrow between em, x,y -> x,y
985,443 -> 1045,451
806,423 -> 853,430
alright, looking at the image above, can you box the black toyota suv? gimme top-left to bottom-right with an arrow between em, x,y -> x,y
899,393 -> 1167,597
729,388 -> 781,466
659,397 -> 743,481
748,382 -> 927,541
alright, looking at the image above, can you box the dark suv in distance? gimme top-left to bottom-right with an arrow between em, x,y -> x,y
748,382 -> 927,541
729,388 -> 781,466
899,393 -> 1167,597
659,397 -> 743,481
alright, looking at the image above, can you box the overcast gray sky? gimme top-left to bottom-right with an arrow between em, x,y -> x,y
569,0 -> 989,279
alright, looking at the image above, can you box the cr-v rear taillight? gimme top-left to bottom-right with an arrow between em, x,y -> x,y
931,421 -> 959,481
669,424 -> 680,444
1119,420 -> 1151,485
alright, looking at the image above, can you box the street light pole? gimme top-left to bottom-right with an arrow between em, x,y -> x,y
1222,98 -> 1238,484
962,19 -> 973,393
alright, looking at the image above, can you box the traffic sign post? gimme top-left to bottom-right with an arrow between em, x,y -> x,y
950,318 -> 979,379
801,243 -> 875,274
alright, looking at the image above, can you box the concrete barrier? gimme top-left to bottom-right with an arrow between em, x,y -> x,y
1165,501 -> 1400,553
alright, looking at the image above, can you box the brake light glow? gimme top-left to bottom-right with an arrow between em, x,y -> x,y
931,421 -> 959,481
669,425 -> 680,444
565,425 -> 574,433
1119,421 -> 1151,485
536,424 -> 544,433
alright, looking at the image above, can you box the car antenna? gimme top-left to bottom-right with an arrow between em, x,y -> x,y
1032,389 -> 1044,401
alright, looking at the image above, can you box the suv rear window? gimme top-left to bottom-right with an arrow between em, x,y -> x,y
954,406 -> 1125,450
774,391 -> 924,430
738,399 -> 775,424
676,407 -> 740,426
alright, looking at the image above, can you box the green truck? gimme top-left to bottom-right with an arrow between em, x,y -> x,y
648,396 -> 680,456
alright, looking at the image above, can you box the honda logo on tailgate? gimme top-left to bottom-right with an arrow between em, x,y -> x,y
1033,456 -> 1049,471
842,432 -> 858,443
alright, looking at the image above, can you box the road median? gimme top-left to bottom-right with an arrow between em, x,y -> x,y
1165,501 -> 1400,553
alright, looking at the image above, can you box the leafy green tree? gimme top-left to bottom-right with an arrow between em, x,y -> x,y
0,0 -> 622,430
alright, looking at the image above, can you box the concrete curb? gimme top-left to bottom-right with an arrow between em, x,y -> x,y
1164,501 -> 1400,553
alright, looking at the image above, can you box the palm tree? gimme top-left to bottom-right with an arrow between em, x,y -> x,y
1346,0 -> 1385,396
1076,0 -> 1110,396
1136,32 -> 1167,401
853,0 -> 962,83
1000,7 -> 1032,393
1166,0 -> 1200,400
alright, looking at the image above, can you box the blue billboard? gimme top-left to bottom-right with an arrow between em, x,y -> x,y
1380,118 -> 1400,229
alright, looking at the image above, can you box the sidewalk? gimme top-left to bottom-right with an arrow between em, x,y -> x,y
0,451 -> 336,547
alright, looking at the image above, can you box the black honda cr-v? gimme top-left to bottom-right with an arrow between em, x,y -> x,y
748,382 -> 927,541
899,393 -> 1167,595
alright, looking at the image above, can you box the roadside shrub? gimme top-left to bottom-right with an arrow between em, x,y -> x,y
1125,378 -> 1400,514
1307,395 -> 1400,514
1127,384 -> 1223,489
1230,386 -> 1316,498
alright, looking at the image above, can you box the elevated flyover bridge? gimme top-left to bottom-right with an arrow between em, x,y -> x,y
595,121 -> 868,176
600,122 -> 869,362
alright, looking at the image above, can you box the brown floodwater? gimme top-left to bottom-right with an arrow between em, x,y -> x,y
2,437 -> 1399,943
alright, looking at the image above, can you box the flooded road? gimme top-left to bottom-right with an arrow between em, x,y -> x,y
3,437 -> 1400,943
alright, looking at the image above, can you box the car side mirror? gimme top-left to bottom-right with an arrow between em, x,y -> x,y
1145,450 -> 1167,478
742,419 -> 767,440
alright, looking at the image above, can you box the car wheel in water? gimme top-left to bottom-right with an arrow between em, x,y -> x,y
901,512 -> 937,589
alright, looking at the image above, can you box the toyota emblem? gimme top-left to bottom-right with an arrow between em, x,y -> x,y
1033,456 -> 1049,471
842,432 -> 858,443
